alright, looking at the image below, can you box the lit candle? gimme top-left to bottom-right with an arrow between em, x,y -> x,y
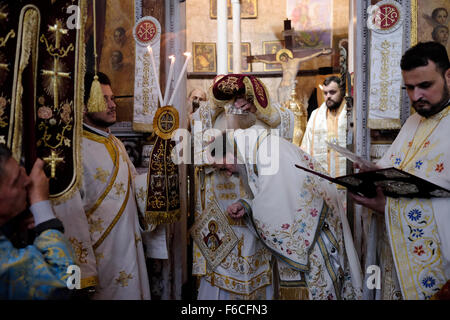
163,55 -> 176,105
168,52 -> 192,106
147,46 -> 164,106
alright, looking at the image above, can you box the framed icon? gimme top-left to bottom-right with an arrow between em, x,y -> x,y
228,42 -> 251,73
262,40 -> 284,71
192,42 -> 217,73
210,0 -> 257,19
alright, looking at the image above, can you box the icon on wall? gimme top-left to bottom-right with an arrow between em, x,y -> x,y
193,42 -> 217,73
228,42 -> 251,73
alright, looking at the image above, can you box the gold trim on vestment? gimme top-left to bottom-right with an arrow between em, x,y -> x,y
93,166 -> 132,250
81,276 -> 98,289
83,131 -> 120,218
12,6 -> 40,161
317,234 -> 340,299
279,285 -> 309,300
51,0 -> 86,204
368,118 -> 402,130
206,269 -> 272,296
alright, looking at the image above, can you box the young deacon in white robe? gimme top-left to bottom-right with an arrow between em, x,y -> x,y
191,74 -> 294,300
352,42 -> 450,300
53,73 -> 166,299
211,126 -> 363,300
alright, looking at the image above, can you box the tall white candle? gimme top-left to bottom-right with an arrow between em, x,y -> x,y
163,55 -> 176,105
147,46 -> 164,106
168,52 -> 191,106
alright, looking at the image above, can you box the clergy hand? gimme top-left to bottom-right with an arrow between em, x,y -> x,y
27,158 -> 50,205
227,202 -> 245,219
349,187 -> 386,215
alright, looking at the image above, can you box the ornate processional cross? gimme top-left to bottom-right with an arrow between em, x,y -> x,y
44,150 -> 64,178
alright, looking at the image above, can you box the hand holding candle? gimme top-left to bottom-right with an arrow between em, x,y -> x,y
147,45 -> 164,106
168,52 -> 192,106
163,55 -> 176,105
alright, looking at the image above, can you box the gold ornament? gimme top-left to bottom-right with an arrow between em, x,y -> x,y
287,87 -> 307,146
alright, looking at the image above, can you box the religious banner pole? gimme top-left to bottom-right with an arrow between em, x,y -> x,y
133,16 -> 162,132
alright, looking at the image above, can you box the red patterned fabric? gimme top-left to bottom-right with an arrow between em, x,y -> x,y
212,74 -> 269,109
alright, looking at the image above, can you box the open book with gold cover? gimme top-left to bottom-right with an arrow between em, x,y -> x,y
295,165 -> 450,199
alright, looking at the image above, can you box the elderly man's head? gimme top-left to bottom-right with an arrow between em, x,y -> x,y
188,88 -> 207,113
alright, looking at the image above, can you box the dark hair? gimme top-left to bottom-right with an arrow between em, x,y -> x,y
400,41 -> 450,75
0,144 -> 12,182
432,7 -> 448,21
431,24 -> 449,42
84,71 -> 111,105
323,75 -> 344,95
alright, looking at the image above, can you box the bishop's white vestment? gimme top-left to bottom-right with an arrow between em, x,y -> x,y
231,126 -> 362,300
377,104 -> 450,300
53,124 -> 163,300
192,100 -> 294,300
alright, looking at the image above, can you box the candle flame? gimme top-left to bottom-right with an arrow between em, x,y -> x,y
184,52 -> 192,58
169,55 -> 176,62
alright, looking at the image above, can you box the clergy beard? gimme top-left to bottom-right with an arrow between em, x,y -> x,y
413,83 -> 450,118
326,98 -> 342,111
86,112 -> 116,129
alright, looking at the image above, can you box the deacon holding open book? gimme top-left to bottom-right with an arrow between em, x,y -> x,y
351,41 -> 450,300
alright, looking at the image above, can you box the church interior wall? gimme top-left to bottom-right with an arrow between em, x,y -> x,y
186,0 -> 350,107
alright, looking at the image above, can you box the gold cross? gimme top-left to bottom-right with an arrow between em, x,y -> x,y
115,271 -> 133,288
0,63 -> 8,72
42,21 -> 71,108
42,66 -> 71,109
160,113 -> 174,131
48,21 -> 68,50
43,150 -> 64,178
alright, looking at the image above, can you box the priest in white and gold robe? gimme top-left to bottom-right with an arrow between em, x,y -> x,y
53,72 -> 163,299
191,74 -> 294,299
211,125 -> 363,300
301,76 -> 347,178
301,76 -> 348,211
352,42 -> 450,300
